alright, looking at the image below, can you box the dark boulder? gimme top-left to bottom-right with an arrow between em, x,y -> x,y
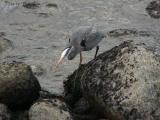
23,2 -> 40,9
0,37 -> 13,54
0,62 -> 41,110
0,104 -> 11,120
65,41 -> 160,120
11,110 -> 28,120
146,0 -> 160,19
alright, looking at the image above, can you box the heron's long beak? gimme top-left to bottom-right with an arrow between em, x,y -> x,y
54,47 -> 70,70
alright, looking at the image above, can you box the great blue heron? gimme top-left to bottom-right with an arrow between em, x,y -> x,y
55,26 -> 105,69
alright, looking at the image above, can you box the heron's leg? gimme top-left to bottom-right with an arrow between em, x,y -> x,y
94,46 -> 99,59
79,52 -> 83,65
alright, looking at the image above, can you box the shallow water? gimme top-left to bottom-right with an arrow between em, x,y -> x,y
0,0 -> 160,94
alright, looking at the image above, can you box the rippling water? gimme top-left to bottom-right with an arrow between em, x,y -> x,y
0,0 -> 160,94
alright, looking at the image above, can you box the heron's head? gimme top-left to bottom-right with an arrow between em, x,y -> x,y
55,45 -> 78,69
67,46 -> 78,60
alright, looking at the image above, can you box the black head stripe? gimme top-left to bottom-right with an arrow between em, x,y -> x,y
80,39 -> 86,47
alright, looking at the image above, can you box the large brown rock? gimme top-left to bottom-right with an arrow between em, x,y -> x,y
0,62 -> 41,110
66,41 -> 160,120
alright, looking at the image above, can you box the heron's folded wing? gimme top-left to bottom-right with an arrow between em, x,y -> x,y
84,32 -> 105,51
71,26 -> 93,42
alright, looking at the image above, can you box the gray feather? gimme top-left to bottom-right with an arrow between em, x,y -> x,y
66,26 -> 105,60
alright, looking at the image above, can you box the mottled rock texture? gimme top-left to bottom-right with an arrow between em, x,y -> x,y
65,41 -> 160,120
23,1 -> 40,9
29,99 -> 72,120
0,104 -> 11,120
0,62 -> 41,110
30,64 -> 45,76
0,37 -> 12,54
146,0 -> 160,19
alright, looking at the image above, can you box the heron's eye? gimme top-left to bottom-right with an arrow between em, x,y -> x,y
80,39 -> 86,47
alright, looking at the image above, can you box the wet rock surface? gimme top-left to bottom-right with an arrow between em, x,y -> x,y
108,29 -> 152,37
0,37 -> 12,54
29,99 -> 72,120
0,104 -> 11,120
72,97 -> 90,115
46,3 -> 58,8
0,62 -> 41,110
64,67 -> 83,106
65,41 -> 160,120
0,32 -> 6,37
11,110 -> 29,120
23,2 -> 40,9
30,64 -> 45,76
64,63 -> 106,120
146,0 -> 160,19
39,88 -> 64,101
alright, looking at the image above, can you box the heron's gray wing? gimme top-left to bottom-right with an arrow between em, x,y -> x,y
82,32 -> 105,51
71,26 -> 93,44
